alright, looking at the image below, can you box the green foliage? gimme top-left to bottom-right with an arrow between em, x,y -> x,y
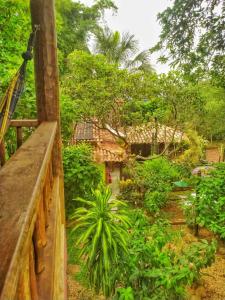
0,0 -> 36,116
137,157 -> 181,190
119,179 -> 142,206
61,50 -> 159,142
195,163 -> 225,239
197,83 -> 225,140
0,0 -> 37,156
70,185 -> 131,297
63,144 -> 101,211
118,212 -> 216,300
60,93 -> 80,143
114,287 -> 134,300
158,71 -> 204,129
144,190 -> 168,213
178,130 -> 205,167
153,0 -> 225,84
183,194 -> 198,228
56,0 -> 116,61
0,0 -> 30,93
135,157 -> 181,212
93,27 -> 154,72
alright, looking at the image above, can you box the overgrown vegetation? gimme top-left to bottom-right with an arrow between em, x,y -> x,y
117,212 -> 216,300
184,164 -> 225,239
63,144 -> 102,212
120,157 -> 182,213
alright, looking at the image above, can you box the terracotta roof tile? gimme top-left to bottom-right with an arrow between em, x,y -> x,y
94,142 -> 126,163
126,124 -> 184,144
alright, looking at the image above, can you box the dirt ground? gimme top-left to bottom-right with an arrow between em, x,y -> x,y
67,265 -> 105,300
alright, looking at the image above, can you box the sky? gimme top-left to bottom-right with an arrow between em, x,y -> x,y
79,0 -> 171,73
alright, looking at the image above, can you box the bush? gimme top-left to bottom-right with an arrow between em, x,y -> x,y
195,163 -> 225,239
135,157 -> 181,213
119,179 -> 142,206
144,190 -> 168,213
136,157 -> 180,191
63,144 -> 102,213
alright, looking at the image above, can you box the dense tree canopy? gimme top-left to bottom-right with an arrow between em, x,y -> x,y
61,50 -> 159,145
56,0 -> 116,71
153,0 -> 225,84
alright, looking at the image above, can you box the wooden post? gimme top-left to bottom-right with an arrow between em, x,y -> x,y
16,127 -> 23,148
0,141 -> 6,167
30,0 -> 63,177
30,2 -> 66,298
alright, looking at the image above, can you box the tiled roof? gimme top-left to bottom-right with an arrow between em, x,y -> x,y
126,124 -> 184,144
94,142 -> 126,163
72,121 -> 185,162
73,122 -> 184,144
75,122 -> 94,141
73,122 -> 114,143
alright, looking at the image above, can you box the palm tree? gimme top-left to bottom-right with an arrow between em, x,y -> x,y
70,184 -> 131,297
93,27 -> 154,72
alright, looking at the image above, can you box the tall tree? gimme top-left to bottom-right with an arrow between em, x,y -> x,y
153,0 -> 225,84
61,50 -> 158,147
93,27 -> 154,72
56,0 -> 116,58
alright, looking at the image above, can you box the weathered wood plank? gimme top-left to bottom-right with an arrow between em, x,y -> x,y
17,254 -> 31,300
37,176 -> 60,299
0,122 -> 57,300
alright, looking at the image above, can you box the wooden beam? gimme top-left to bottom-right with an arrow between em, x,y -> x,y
10,119 -> 39,128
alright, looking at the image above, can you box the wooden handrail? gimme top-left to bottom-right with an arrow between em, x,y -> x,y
0,121 -> 63,300
10,119 -> 39,128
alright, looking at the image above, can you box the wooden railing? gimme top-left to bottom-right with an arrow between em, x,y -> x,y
0,122 -> 66,300
10,119 -> 39,149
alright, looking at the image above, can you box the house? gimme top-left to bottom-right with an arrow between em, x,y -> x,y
72,121 -> 185,192
205,144 -> 225,163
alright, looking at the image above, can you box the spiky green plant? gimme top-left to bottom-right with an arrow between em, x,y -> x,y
70,184 -> 131,297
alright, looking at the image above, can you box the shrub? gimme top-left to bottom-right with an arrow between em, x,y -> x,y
195,163 -> 225,239
135,157 -> 181,212
144,190 -> 168,213
114,287 -> 134,300
63,144 -> 102,213
136,157 -> 180,191
119,179 -> 142,206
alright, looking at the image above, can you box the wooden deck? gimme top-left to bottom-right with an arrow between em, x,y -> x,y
0,122 -> 66,300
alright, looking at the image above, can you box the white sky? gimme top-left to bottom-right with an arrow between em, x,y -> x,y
79,0 -> 171,73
